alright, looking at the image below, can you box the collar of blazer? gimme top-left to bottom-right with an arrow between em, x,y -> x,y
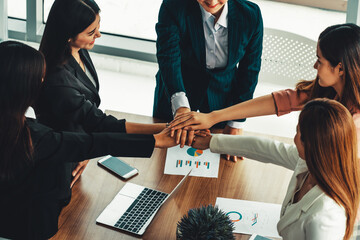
277,160 -> 324,233
65,50 -> 99,96
186,0 -> 246,70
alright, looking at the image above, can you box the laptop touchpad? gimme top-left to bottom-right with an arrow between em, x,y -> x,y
96,183 -> 144,226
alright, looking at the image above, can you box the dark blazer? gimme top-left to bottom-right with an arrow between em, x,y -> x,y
153,0 -> 263,121
36,49 -> 126,203
37,49 -> 126,133
0,119 -> 154,240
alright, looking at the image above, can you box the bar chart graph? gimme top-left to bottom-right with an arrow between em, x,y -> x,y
164,146 -> 220,178
176,160 -> 211,169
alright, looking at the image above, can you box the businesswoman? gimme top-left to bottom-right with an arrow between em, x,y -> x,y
37,0 -> 165,203
192,99 -> 360,240
154,0 -> 263,161
0,41 -> 176,240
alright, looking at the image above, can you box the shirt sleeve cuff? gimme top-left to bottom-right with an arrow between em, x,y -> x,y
171,92 -> 191,116
227,121 -> 244,129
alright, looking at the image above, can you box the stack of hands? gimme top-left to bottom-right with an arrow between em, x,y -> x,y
72,110 -> 243,187
154,109 -> 243,162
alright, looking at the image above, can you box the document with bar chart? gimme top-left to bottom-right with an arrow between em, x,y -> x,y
164,145 -> 220,178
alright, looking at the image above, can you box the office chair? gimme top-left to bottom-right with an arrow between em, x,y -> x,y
258,27 -> 317,87
246,28 -> 317,138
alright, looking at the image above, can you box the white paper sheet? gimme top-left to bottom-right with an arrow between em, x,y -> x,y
216,197 -> 282,238
164,145 -> 220,178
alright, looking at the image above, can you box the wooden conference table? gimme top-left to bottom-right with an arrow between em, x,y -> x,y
51,111 -> 293,240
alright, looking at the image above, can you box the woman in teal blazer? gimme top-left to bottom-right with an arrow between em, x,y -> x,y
153,0 -> 263,141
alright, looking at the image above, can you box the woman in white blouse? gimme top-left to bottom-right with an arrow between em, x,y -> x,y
192,98 -> 360,240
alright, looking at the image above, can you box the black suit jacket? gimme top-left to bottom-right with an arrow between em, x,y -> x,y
0,119 -> 154,240
37,49 -> 126,133
36,49 -> 127,202
153,0 -> 263,121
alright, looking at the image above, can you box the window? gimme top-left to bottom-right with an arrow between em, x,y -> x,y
252,0 -> 346,41
43,0 -> 162,41
272,0 -> 347,12
3,0 -> 358,62
8,0 -> 26,19
43,0 -> 53,23
98,0 -> 162,41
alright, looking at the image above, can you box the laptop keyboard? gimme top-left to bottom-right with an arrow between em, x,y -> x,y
113,188 -> 168,234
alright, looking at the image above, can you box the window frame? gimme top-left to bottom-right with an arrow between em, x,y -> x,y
1,0 -> 359,63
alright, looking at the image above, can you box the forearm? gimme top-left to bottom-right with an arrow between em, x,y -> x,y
125,122 -> 166,134
209,134 -> 298,170
210,94 -> 276,124
38,130 -> 155,164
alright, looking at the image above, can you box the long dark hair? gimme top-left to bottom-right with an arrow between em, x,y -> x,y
39,0 -> 100,72
0,41 -> 45,181
297,23 -> 360,113
299,98 -> 359,240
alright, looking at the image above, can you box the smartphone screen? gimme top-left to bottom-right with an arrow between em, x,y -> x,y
98,156 -> 138,179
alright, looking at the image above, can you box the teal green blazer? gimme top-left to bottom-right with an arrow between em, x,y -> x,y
153,0 -> 263,122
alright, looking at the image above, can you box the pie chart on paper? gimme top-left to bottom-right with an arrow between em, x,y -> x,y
187,147 -> 203,157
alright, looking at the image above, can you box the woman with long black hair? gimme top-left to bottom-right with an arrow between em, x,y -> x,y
37,0 -> 167,204
0,41 -> 176,240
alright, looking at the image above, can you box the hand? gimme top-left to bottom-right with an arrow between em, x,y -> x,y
173,107 -> 193,148
223,126 -> 244,162
179,129 -> 211,147
191,134 -> 212,150
71,159 -> 90,188
154,127 -> 178,148
178,128 -> 195,148
169,111 -> 216,132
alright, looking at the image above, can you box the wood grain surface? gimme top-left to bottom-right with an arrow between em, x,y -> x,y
51,111 -> 293,240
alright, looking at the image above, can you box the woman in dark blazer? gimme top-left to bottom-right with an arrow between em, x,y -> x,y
153,0 -> 263,160
37,0 -> 165,204
0,41 -> 176,240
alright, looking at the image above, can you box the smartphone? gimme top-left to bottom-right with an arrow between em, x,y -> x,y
98,155 -> 138,179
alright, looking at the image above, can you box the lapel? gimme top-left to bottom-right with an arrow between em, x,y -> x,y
277,160 -> 325,233
227,0 -> 241,69
278,186 -> 324,233
186,1 -> 206,67
65,52 -> 99,97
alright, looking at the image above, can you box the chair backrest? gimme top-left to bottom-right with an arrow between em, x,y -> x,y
258,28 -> 317,87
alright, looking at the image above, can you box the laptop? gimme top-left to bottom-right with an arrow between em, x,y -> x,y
96,170 -> 191,235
